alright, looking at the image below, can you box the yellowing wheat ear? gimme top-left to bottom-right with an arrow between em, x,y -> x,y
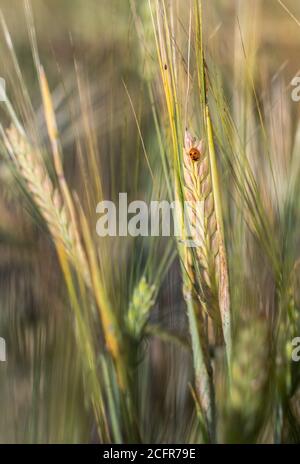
182,127 -> 232,363
181,128 -> 232,440
183,130 -> 220,325
4,125 -> 91,288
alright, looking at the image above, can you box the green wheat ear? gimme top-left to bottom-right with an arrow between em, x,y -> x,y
222,319 -> 271,443
126,277 -> 156,339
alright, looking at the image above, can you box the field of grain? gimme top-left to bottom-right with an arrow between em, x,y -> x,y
0,0 -> 300,444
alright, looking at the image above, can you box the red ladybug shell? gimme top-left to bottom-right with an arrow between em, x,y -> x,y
189,147 -> 200,161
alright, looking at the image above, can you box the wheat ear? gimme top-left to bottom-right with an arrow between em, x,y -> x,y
183,131 -> 220,320
183,128 -> 231,360
179,130 -> 218,440
4,125 -> 91,287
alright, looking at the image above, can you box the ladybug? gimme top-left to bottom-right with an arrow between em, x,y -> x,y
189,147 -> 201,161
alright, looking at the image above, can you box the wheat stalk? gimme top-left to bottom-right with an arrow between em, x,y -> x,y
223,319 -> 270,443
4,124 -> 133,434
4,125 -> 91,288
183,128 -> 231,361
179,129 -> 219,440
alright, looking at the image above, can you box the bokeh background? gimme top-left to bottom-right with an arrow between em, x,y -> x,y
0,0 -> 300,443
